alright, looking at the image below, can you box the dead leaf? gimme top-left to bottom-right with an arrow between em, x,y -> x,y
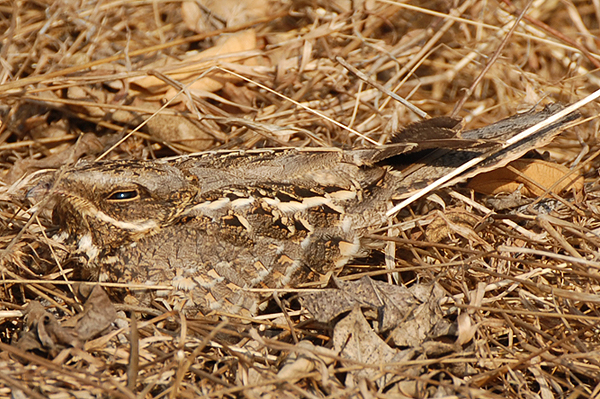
221,81 -> 258,109
18,302 -> 82,352
133,29 -> 259,100
456,312 -> 478,346
74,285 -> 117,341
333,306 -> 414,387
301,276 -> 416,331
467,159 -> 583,196
277,341 -> 337,381
66,86 -> 112,118
182,0 -> 269,31
302,276 -> 448,341
182,1 -> 208,33
425,210 -> 482,244
388,283 -> 447,347
16,287 -> 116,355
142,111 -> 217,150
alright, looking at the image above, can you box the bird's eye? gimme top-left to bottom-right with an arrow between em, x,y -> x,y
107,190 -> 139,201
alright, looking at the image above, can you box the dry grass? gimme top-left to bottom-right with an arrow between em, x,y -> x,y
1,0 -> 600,397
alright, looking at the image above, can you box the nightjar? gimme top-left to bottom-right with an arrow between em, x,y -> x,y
26,104 -> 578,316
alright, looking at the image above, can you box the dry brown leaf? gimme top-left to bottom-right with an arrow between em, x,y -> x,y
181,1 -> 207,32
73,285 -> 117,341
425,210 -> 481,244
133,29 -> 259,99
301,276 -> 416,331
388,283 -> 447,347
16,287 -> 116,355
140,109 -> 218,150
18,302 -> 82,353
302,276 -> 448,341
277,341 -> 336,380
66,86 -> 116,118
467,159 -> 583,196
182,0 -> 269,31
333,306 -> 414,387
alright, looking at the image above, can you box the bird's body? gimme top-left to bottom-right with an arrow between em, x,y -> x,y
28,104 -> 578,315
35,148 -> 405,315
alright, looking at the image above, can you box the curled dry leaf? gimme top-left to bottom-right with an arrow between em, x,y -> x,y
182,0 -> 270,31
73,285 -> 117,341
425,210 -> 481,244
456,312 -> 478,346
302,276 -> 416,331
467,159 -> 583,196
132,102 -> 221,150
277,340 -> 337,381
133,29 -> 260,100
18,302 -> 82,352
16,287 -> 116,354
301,276 -> 448,344
333,306 -> 414,388
388,283 -> 447,347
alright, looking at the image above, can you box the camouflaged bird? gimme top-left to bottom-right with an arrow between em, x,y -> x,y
27,104 -> 579,316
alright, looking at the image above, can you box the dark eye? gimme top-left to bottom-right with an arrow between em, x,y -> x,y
107,190 -> 139,201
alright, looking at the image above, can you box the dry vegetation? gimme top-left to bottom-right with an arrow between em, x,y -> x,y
1,0 -> 600,397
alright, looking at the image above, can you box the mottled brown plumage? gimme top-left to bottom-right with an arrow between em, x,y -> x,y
27,104 -> 578,316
